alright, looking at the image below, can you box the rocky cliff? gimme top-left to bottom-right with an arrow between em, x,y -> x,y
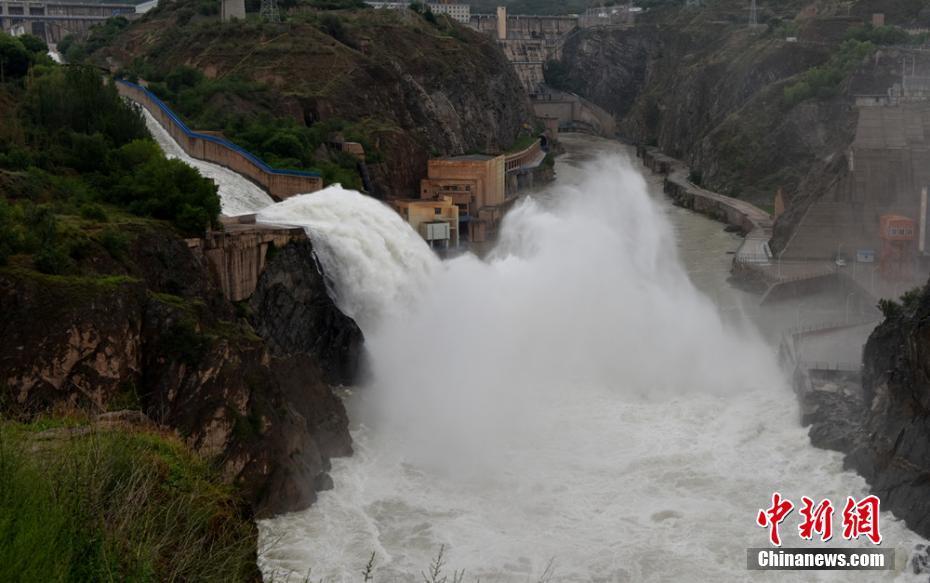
552,5 -> 841,208
848,288 -> 930,538
799,284 -> 930,539
547,0 -> 928,250
0,226 -> 362,517
90,5 -> 536,198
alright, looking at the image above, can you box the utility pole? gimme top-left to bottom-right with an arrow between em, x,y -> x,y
749,0 -> 758,28
260,0 -> 280,23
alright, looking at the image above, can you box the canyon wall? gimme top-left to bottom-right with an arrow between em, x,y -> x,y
0,226 -> 362,517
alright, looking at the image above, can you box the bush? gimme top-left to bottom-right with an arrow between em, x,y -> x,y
99,227 -> 129,259
165,65 -> 205,94
33,242 -> 73,275
0,145 -> 34,170
17,34 -> 47,55
320,13 -> 352,45
783,40 -> 875,107
112,155 -> 220,236
79,203 -> 109,222
846,24 -> 910,46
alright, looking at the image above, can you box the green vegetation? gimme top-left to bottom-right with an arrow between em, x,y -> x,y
59,17 -> 131,64
0,418 -> 258,582
139,64 -> 367,188
782,40 -> 876,107
766,17 -> 799,38
845,23 -> 923,46
0,40 -> 220,275
878,286 -> 924,319
0,33 -> 51,82
506,133 -> 539,153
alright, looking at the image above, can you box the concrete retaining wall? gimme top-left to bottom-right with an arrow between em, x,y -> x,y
532,91 -> 616,137
190,218 -> 307,302
638,146 -> 767,235
116,80 -> 323,201
663,178 -> 758,234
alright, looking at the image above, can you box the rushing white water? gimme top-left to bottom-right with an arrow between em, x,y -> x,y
258,187 -> 440,330
256,142 -> 926,582
140,108 -> 275,216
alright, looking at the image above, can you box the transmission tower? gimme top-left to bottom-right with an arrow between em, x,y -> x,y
260,0 -> 280,23
748,0 -> 758,28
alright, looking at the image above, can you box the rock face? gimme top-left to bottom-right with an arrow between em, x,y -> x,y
0,228 -> 362,517
800,286 -> 930,539
552,21 -> 842,210
546,6 -> 930,255
249,240 -> 362,386
844,290 -> 930,538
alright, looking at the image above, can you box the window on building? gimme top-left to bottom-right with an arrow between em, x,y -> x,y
435,208 -> 442,215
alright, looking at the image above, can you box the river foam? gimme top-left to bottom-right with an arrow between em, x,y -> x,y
255,149 -> 925,582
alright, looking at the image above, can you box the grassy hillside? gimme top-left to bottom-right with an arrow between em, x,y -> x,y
0,417 -> 259,582
0,32 -> 220,279
77,1 -> 536,198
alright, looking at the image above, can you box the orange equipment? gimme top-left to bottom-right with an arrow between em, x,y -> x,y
879,214 -> 916,279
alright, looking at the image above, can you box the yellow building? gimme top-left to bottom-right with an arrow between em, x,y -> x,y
419,154 -> 506,242
390,196 -> 460,248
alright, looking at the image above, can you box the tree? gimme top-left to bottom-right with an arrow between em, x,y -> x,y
18,34 -> 47,55
0,34 -> 31,81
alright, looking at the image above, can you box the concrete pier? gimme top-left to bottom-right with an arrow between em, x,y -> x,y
189,216 -> 307,302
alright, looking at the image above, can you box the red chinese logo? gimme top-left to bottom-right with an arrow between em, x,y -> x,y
798,497 -> 834,542
756,492 -> 794,546
841,495 -> 882,544
757,494 -> 881,546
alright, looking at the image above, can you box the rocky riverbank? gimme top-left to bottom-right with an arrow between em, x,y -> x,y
797,284 -> 930,541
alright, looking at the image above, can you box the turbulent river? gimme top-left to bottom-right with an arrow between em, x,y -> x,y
144,119 -> 926,581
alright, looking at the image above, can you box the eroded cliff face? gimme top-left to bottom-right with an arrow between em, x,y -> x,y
799,284 -> 930,539
249,240 -> 362,387
553,19 -> 844,209
0,228 -> 362,517
841,290 -> 930,538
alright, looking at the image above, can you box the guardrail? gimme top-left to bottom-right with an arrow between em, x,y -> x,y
116,79 -> 323,201
504,139 -> 545,172
799,360 -> 861,372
